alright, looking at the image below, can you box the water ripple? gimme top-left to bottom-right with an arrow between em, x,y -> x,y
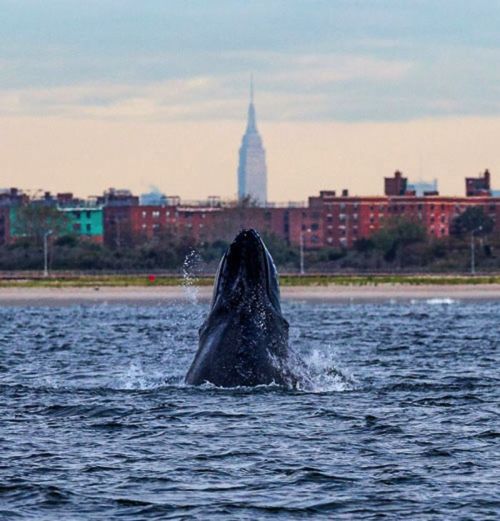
1,300 -> 499,520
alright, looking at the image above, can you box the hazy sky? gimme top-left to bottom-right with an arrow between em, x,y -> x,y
1,1 -> 499,200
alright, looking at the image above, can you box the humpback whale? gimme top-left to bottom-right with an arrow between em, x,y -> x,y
185,229 -> 306,388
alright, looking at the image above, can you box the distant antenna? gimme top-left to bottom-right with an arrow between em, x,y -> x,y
250,74 -> 254,103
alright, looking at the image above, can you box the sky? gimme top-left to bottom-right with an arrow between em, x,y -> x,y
1,1 -> 500,200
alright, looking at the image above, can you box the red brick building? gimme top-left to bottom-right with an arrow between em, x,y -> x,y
466,170 -> 491,196
111,205 -> 292,246
129,205 -> 222,243
384,170 -> 409,196
287,190 -> 500,249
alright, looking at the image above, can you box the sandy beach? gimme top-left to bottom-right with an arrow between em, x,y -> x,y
0,284 -> 499,305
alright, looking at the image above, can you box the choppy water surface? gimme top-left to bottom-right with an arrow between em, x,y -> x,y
1,298 -> 499,520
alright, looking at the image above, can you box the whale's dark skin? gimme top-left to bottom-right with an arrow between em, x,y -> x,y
185,229 -> 306,388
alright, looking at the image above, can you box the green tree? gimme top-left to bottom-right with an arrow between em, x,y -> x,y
371,217 -> 427,264
12,205 -> 70,246
451,207 -> 494,237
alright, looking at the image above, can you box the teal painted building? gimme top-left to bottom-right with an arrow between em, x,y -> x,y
60,207 -> 104,242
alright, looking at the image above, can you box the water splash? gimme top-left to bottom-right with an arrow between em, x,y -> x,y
112,361 -> 170,390
302,348 -> 356,392
182,250 -> 204,304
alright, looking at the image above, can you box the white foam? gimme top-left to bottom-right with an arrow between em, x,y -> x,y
112,361 -> 171,390
425,298 -> 457,305
298,348 -> 355,393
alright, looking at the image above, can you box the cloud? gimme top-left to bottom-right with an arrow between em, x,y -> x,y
1,40 -> 500,122
0,52 -> 416,121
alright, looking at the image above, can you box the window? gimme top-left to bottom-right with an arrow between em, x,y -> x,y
86,224 -> 91,233
86,211 -> 91,219
311,223 -> 319,231
152,211 -> 160,218
142,211 -> 147,218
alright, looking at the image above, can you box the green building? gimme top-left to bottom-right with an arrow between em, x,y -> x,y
60,206 -> 104,242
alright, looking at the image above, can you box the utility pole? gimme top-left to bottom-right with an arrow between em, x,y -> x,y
43,230 -> 52,277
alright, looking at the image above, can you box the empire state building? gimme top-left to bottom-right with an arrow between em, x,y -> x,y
237,82 -> 267,204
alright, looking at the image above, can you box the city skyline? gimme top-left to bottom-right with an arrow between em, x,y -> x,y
1,2 -> 500,199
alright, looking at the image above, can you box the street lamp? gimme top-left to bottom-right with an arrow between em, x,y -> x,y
43,229 -> 53,278
470,225 -> 482,275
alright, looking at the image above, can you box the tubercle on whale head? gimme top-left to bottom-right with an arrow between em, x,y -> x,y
211,229 -> 282,313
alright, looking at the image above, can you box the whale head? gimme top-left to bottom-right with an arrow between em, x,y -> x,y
211,228 -> 282,313
185,228 -> 303,388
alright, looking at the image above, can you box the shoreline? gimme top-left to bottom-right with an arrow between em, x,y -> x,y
1,284 -> 500,305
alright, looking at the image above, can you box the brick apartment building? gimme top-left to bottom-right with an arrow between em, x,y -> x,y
104,203 -> 292,247
286,170 -> 499,249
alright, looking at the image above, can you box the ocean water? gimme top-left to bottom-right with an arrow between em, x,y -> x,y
1,297 -> 499,520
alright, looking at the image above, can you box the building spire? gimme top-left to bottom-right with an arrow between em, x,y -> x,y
247,74 -> 257,132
